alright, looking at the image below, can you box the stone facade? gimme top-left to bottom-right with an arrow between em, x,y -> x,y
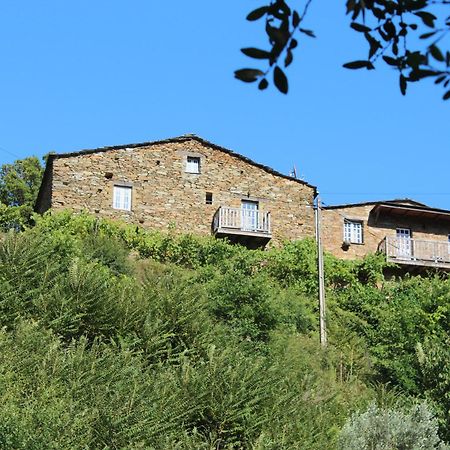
322,200 -> 450,260
36,136 -> 317,246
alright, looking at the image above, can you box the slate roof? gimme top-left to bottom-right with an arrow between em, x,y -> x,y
40,134 -> 317,191
323,199 -> 429,210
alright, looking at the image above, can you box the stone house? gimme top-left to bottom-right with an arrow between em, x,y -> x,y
35,135 -> 317,248
322,199 -> 450,270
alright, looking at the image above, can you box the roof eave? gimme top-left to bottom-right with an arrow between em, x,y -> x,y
35,135 -> 317,206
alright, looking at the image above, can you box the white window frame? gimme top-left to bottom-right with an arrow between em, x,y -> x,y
113,185 -> 132,211
343,220 -> 363,244
186,156 -> 200,174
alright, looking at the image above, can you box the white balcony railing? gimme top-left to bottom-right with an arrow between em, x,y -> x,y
378,236 -> 450,266
213,207 -> 271,235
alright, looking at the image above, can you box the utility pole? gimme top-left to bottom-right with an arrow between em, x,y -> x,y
315,195 -> 327,348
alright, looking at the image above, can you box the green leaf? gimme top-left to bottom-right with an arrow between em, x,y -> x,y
413,11 -> 436,28
273,66 -> 288,94
292,10 -> 300,28
343,60 -> 374,70
285,50 -> 293,67
429,44 -> 444,62
241,48 -> 271,59
247,6 -> 269,21
399,74 -> 407,95
383,20 -> 396,38
266,23 -> 289,47
419,31 -> 437,39
443,90 -> 450,100
405,51 -> 425,69
435,75 -> 446,84
382,56 -> 399,66
372,7 -> 386,20
258,78 -> 269,90
392,41 -> 399,56
408,69 -> 439,81
299,28 -> 316,38
365,33 -> 381,59
289,39 -> 298,49
405,0 -> 428,10
351,22 -> 371,32
234,69 -> 264,83
346,0 -> 356,14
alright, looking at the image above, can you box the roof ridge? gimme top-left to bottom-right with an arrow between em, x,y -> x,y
324,198 -> 431,210
43,134 -> 317,191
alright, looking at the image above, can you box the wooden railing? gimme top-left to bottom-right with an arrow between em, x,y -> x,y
378,236 -> 450,266
213,207 -> 271,235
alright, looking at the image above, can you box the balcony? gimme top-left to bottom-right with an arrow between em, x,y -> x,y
378,236 -> 450,269
212,206 -> 271,248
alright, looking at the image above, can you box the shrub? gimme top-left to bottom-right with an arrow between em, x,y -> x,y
338,402 -> 449,450
81,233 -> 132,276
207,271 -> 278,344
138,262 -> 216,363
3,209 -> 450,446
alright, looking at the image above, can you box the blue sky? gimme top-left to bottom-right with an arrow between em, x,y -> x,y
0,1 -> 448,208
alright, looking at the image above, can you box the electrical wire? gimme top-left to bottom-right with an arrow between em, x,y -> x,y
0,145 -> 21,160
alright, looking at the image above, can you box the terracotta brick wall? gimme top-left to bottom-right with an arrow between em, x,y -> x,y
45,138 -> 316,245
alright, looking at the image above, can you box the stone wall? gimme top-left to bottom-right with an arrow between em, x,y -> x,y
44,138 -> 316,245
322,204 -> 450,259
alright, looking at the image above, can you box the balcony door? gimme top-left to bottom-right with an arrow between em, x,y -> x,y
396,228 -> 412,258
241,200 -> 259,231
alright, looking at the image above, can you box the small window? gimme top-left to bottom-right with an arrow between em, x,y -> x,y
343,220 -> 363,244
206,192 -> 213,205
113,185 -> 132,211
186,156 -> 200,173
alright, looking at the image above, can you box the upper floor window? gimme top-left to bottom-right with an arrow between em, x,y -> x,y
206,192 -> 213,204
344,220 -> 363,244
113,185 -> 132,211
186,156 -> 200,173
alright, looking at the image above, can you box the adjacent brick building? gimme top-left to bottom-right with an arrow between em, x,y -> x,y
322,199 -> 450,270
35,135 -> 317,247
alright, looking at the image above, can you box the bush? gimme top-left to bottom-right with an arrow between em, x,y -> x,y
2,210 -> 450,446
0,203 -> 34,231
81,233 -> 132,276
207,271 -> 278,344
338,402 -> 449,450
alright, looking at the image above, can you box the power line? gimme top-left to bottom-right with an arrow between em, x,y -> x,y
0,145 -> 21,160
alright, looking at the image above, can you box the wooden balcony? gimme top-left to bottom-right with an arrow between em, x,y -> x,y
378,236 -> 450,270
212,206 -> 271,248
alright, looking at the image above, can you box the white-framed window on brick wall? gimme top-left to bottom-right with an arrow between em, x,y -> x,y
343,219 -> 363,244
113,185 -> 132,211
186,156 -> 200,173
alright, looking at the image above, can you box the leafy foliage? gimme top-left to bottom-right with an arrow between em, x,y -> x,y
236,0 -> 450,99
0,156 -> 44,231
0,210 -> 449,447
0,156 -> 43,207
338,402 -> 449,449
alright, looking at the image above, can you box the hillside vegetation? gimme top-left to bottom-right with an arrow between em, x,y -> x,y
0,211 -> 449,449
